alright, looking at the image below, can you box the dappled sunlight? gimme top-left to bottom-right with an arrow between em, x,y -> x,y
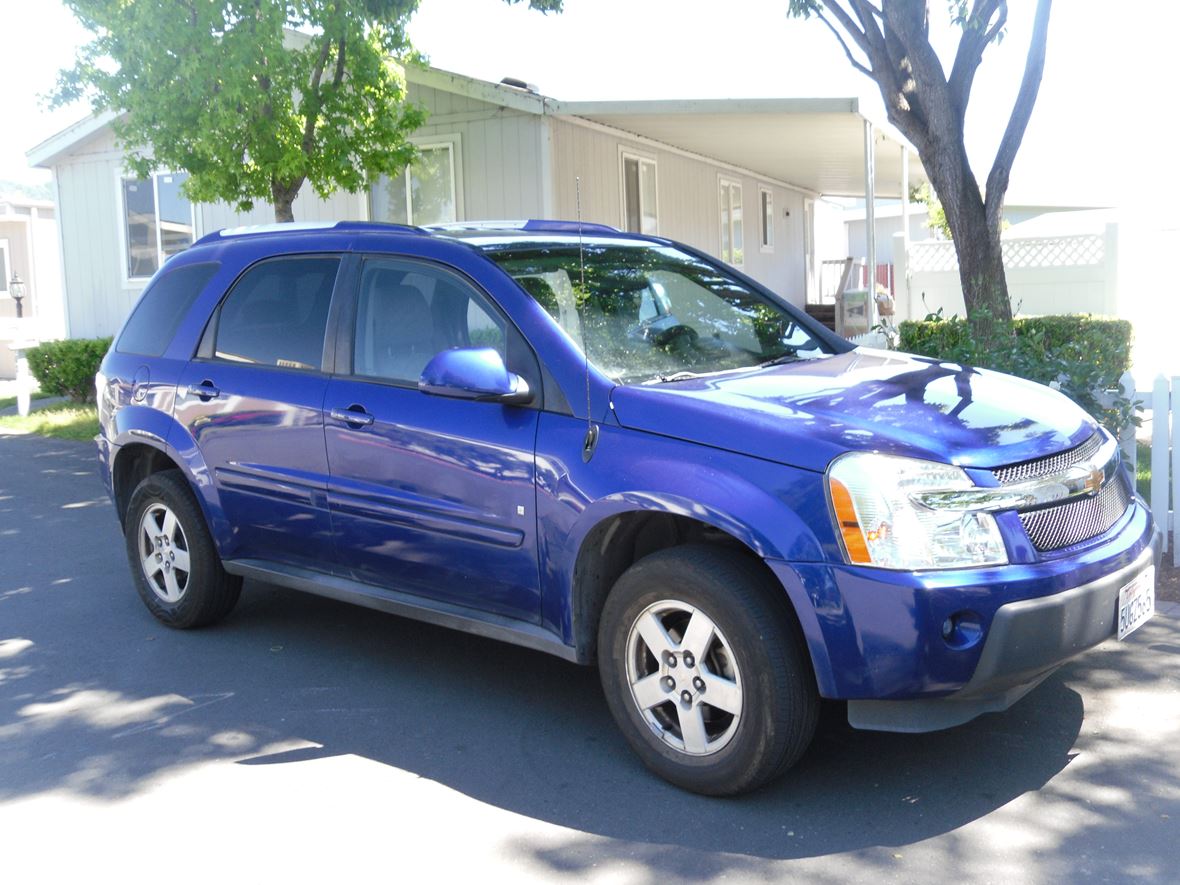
0,638 -> 33,659
0,666 -> 33,686
61,497 -> 109,510
13,688 -> 195,732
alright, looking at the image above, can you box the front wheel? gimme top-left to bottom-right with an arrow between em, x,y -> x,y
124,470 -> 241,628
598,545 -> 818,796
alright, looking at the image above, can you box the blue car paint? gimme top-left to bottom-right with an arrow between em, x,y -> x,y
97,222 -> 1158,710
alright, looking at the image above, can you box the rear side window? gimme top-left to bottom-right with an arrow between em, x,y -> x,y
214,256 -> 340,371
117,262 -> 219,356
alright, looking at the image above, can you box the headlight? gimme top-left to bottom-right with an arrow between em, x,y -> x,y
826,452 -> 1008,569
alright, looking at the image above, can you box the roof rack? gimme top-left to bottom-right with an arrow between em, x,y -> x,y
425,219 -> 620,235
193,220 -> 421,246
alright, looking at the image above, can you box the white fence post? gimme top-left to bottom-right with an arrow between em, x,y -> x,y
1150,375 -> 1172,558
1173,376 -> 1179,567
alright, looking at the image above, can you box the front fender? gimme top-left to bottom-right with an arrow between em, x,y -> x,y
535,413 -> 834,646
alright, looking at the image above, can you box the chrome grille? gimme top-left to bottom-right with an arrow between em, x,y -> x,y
992,433 -> 1103,485
990,432 -> 1131,552
1017,475 -> 1131,551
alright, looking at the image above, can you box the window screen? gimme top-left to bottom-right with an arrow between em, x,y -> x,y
214,257 -> 340,371
117,262 -> 220,357
353,259 -> 505,384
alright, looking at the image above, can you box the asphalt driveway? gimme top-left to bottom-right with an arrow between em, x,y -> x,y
1,433 -> 1178,882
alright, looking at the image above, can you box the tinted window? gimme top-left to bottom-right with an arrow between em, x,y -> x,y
117,261 -> 219,357
214,256 -> 340,371
353,259 -> 505,384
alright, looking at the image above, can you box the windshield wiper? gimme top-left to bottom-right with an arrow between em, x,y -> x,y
760,352 -> 802,368
649,371 -> 704,384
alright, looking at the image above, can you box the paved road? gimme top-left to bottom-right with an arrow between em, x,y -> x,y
1,433 -> 1178,882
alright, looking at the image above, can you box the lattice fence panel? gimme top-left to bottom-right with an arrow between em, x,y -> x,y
907,234 -> 1106,274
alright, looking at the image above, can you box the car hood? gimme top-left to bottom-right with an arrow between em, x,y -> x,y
609,348 -> 1097,474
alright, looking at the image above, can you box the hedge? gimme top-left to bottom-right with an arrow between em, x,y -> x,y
897,314 -> 1135,437
25,337 -> 113,404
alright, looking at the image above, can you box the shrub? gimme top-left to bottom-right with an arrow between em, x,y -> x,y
897,312 -> 1136,438
25,337 -> 113,404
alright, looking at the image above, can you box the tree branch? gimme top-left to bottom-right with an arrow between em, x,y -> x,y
985,0 -> 1052,229
814,10 -> 873,76
948,0 -> 1004,117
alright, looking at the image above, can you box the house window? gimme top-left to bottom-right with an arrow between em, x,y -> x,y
621,152 -> 658,235
759,187 -> 774,252
370,142 -> 459,226
719,178 -> 743,266
0,239 -> 9,295
121,172 -> 195,280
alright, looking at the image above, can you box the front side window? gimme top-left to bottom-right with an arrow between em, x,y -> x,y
353,259 -> 505,384
719,178 -> 744,267
621,153 -> 658,235
122,173 -> 195,280
213,256 -> 340,371
370,143 -> 458,226
484,240 -> 831,384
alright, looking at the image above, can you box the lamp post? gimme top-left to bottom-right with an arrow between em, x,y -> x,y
8,273 -> 24,319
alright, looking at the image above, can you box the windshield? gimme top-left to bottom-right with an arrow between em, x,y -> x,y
482,241 -> 832,384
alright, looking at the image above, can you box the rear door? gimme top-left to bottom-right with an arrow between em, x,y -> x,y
175,254 -> 342,570
323,256 -> 543,622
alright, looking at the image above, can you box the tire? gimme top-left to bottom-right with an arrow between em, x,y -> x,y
598,544 -> 818,796
124,469 -> 241,628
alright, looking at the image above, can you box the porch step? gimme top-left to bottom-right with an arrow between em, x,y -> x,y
805,303 -> 837,331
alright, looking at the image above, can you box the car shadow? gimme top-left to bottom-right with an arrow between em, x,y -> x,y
2,433 -> 1175,872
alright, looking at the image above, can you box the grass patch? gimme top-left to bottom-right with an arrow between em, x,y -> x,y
1137,440 -> 1151,500
0,389 -> 51,410
0,401 -> 98,441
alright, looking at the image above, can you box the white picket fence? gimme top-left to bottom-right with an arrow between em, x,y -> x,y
1146,375 -> 1178,565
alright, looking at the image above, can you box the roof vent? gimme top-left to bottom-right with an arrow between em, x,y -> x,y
500,77 -> 539,94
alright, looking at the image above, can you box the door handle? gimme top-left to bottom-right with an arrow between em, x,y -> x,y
186,381 -> 221,400
330,407 -> 375,427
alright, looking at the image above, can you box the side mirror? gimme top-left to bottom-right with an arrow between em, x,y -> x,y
419,347 -> 533,405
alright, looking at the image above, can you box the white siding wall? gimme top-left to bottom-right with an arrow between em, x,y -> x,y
548,117 -> 810,306
391,83 -> 545,221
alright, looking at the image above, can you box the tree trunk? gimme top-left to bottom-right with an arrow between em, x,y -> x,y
271,180 -> 302,223
921,145 -> 1013,330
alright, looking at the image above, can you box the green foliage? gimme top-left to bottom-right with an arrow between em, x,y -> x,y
898,311 -> 1137,437
56,1 -> 430,220
25,338 -> 113,404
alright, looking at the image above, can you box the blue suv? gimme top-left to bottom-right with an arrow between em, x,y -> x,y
97,220 -> 1160,795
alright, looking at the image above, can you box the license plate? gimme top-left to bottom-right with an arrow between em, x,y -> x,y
1117,566 -> 1155,640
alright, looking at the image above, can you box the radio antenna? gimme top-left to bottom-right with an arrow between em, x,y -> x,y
576,177 -> 598,462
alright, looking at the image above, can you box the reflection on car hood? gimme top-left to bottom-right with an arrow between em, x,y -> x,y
609,348 -> 1096,473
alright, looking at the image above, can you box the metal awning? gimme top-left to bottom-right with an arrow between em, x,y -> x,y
552,97 -> 925,198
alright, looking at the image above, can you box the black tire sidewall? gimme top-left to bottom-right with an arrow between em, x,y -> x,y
598,546 -> 816,796
123,470 -> 234,628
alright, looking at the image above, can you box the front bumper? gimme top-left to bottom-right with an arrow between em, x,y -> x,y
769,499 -> 1160,731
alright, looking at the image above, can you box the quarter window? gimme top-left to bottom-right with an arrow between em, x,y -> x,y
121,173 -> 195,280
353,259 -> 505,385
370,143 -> 459,226
621,153 -> 658,235
213,257 -> 340,371
719,178 -> 744,267
117,262 -> 220,357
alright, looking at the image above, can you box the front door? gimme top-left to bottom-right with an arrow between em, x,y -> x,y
175,254 -> 341,570
324,257 -> 542,622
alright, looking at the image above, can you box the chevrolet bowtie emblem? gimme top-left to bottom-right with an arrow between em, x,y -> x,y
1084,465 -> 1104,495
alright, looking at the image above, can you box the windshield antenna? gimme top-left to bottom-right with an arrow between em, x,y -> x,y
576,177 -> 599,462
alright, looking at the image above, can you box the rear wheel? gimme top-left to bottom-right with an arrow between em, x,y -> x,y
124,470 -> 241,628
598,545 -> 818,796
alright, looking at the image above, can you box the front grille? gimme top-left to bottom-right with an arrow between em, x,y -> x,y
1017,475 -> 1131,551
992,433 -> 1103,484
990,432 -> 1131,552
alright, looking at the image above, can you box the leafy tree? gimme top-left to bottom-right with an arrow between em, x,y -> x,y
55,0 -> 564,222
789,1 -> 1053,328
